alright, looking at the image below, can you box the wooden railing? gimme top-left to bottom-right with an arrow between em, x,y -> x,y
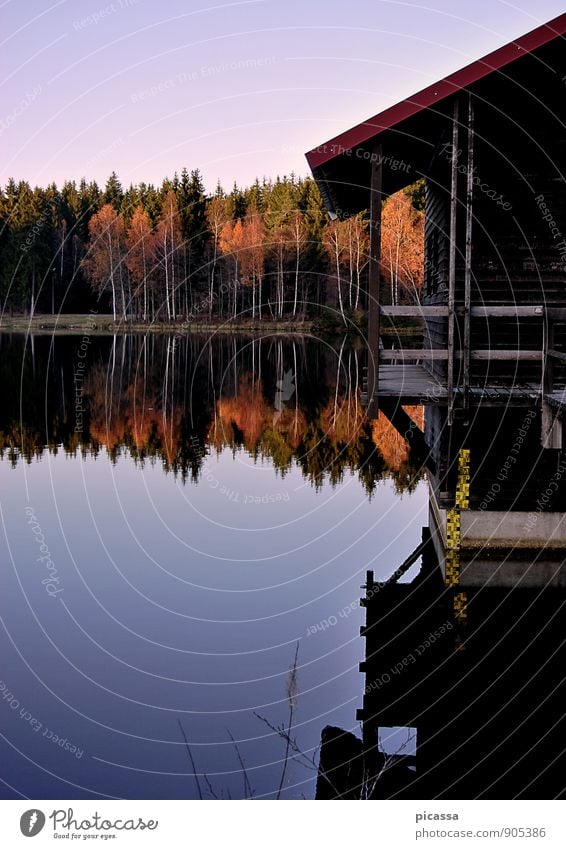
367,304 -> 548,416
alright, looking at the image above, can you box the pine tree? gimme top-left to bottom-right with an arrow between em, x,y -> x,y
176,168 -> 207,309
78,179 -> 101,240
137,182 -> 161,227
266,178 -> 294,317
103,172 -> 124,210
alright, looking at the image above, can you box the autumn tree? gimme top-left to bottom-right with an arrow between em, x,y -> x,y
321,213 -> 369,314
82,203 -> 125,320
219,218 -> 246,317
126,206 -> 155,320
0,172 -> 331,320
381,190 -> 424,305
239,211 -> 266,319
206,192 -> 232,316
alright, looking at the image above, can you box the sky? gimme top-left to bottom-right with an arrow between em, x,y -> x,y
1,0 -> 565,193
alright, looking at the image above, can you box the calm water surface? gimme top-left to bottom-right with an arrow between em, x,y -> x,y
0,333 -> 427,799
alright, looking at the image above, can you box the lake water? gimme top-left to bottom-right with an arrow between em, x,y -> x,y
0,333 -> 427,799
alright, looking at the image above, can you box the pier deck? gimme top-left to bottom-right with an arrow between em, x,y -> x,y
373,364 -> 541,406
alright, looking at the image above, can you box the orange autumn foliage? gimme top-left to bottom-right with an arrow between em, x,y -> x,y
212,375 -> 307,453
372,406 -> 424,470
381,190 -> 424,305
84,366 -> 183,465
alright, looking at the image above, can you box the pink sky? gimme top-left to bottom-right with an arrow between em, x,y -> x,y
2,0 -> 564,192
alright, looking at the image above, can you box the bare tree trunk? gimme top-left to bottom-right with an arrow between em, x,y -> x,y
278,240 -> 284,318
107,230 -> 117,321
209,239 -> 217,319
334,242 -> 346,325
163,232 -> 171,321
293,240 -> 299,317
170,207 -> 177,321
30,266 -> 35,317
142,238 -> 148,321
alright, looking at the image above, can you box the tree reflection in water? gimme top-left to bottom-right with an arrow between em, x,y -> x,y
0,332 -> 424,496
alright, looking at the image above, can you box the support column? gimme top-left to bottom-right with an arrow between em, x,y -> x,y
463,93 -> 474,414
367,144 -> 383,419
542,318 -> 562,448
447,100 -> 459,425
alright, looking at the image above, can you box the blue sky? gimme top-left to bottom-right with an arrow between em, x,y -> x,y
2,0 -> 564,192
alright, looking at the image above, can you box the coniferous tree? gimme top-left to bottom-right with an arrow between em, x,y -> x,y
176,168 -> 207,309
103,172 -> 124,211
0,171 -> 426,322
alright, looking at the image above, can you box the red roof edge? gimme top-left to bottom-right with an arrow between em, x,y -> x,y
306,13 -> 566,171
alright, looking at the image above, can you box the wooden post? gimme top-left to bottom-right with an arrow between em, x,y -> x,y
463,93 -> 474,414
447,99 -> 459,425
542,318 -> 561,448
367,144 -> 383,419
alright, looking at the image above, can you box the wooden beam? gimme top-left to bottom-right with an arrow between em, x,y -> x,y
447,98 -> 459,425
380,349 -> 450,360
379,401 -> 437,474
463,93 -> 474,411
380,349 -> 543,361
361,537 -> 433,606
381,305 -> 448,316
545,391 -> 566,410
469,350 -> 542,361
381,305 -> 546,318
548,348 -> 566,363
469,305 -> 544,317
367,143 -> 383,418
383,305 -> 545,318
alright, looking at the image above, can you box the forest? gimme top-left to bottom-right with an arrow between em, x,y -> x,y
0,170 -> 424,324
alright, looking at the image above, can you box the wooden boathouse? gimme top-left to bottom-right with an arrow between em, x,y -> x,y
308,16 -> 566,799
306,11 -> 566,582
306,12 -> 566,435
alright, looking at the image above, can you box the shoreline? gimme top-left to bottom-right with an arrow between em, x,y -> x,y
0,314 -> 316,335
0,314 -> 422,337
